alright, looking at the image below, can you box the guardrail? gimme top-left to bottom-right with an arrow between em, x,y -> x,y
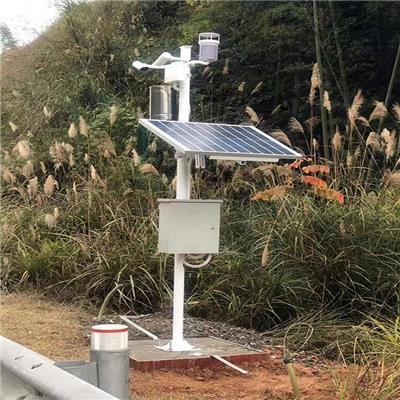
0,336 -> 119,400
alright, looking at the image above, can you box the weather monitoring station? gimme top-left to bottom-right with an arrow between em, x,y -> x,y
126,32 -> 301,370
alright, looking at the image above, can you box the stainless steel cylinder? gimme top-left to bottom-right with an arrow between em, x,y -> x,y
149,85 -> 177,120
90,349 -> 129,400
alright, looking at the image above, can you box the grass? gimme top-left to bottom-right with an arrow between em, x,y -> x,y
1,170 -> 399,330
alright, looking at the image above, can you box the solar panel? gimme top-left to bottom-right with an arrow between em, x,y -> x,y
139,119 -> 302,162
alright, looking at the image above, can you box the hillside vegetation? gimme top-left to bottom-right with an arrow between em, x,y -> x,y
1,1 -> 400,397
1,0 -> 400,351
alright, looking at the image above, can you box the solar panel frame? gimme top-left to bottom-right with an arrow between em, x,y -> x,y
139,118 -> 302,161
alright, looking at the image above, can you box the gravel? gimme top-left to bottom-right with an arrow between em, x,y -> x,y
102,311 -> 272,350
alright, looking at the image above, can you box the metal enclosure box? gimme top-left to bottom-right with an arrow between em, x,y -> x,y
158,199 -> 222,254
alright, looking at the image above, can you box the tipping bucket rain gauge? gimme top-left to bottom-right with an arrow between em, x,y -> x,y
131,33 -> 301,353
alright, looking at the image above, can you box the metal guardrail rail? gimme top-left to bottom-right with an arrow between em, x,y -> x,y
0,336 -> 119,400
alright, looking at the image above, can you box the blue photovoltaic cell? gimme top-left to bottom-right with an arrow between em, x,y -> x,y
140,119 -> 301,159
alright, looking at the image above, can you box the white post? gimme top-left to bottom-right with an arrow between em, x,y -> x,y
169,45 -> 193,351
178,46 -> 192,123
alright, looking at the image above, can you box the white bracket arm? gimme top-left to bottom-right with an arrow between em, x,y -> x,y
153,52 -> 185,66
188,60 -> 209,67
132,61 -> 165,71
132,52 -> 187,72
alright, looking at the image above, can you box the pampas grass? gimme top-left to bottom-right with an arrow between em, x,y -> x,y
22,160 -> 34,178
245,106 -> 260,124
381,128 -> 396,159
90,165 -> 106,188
40,161 -> 47,175
9,121 -> 18,132
222,58 -> 229,75
392,103 -> 400,122
261,241 -> 270,267
131,149 -> 141,166
251,81 -> 263,95
323,90 -> 332,113
27,176 -> 39,196
309,63 -> 321,106
366,132 -> 382,152
44,175 -> 57,196
332,126 -> 343,153
13,140 -> 31,159
385,171 -> 400,188
139,163 -> 159,176
68,122 -> 78,138
44,207 -> 59,229
270,129 -> 292,146
3,168 -> 17,184
79,116 -> 89,137
69,153 -> 76,167
43,106 -> 52,119
288,117 -> 304,134
346,152 -> 354,168
148,140 -> 157,153
110,105 -> 118,127
49,141 -> 74,166
348,89 -> 364,127
369,101 -> 387,122
99,136 -> 116,159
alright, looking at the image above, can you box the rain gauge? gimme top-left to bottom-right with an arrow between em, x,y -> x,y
132,33 -> 301,352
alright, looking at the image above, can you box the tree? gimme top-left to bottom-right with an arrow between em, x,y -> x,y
0,23 -> 17,50
313,0 -> 330,159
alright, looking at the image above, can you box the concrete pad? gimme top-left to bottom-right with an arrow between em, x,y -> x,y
128,337 -> 266,371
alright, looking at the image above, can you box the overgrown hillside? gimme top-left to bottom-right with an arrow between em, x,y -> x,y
1,0 -> 399,334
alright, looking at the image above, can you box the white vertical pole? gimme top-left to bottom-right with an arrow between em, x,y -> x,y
170,45 -> 193,351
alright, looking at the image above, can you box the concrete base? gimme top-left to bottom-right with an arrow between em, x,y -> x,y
128,337 -> 266,371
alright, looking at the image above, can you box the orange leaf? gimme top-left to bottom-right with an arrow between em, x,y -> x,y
303,176 -> 327,188
302,164 -> 331,174
290,159 -> 304,169
252,185 -> 291,201
314,187 -> 345,204
335,192 -> 345,204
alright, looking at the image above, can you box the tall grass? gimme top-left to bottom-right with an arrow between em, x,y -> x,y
328,317 -> 400,400
187,192 -> 400,329
1,66 -> 399,325
0,0 -> 399,335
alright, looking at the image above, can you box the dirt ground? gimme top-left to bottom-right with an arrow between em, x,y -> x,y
0,292 -> 339,400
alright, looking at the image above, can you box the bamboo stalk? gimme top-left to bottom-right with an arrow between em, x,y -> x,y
328,0 -> 350,107
313,0 -> 330,160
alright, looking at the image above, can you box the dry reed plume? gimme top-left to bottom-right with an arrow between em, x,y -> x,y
309,63 -> 321,106
13,141 -> 31,159
110,105 -> 118,127
79,116 -> 89,137
348,89 -> 364,127
68,123 -> 78,138
44,175 -> 57,196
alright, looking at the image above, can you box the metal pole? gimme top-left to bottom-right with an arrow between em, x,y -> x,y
90,325 -> 129,400
170,45 -> 193,351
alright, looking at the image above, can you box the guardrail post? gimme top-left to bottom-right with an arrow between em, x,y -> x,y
90,324 -> 130,400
